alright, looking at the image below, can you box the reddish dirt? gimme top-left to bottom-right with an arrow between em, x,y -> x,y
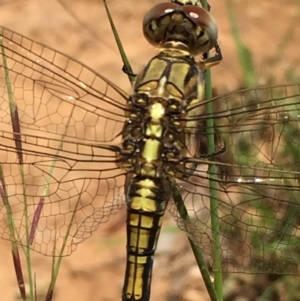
0,1 -> 299,301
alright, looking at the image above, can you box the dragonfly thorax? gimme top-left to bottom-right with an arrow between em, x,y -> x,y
118,51 -> 204,183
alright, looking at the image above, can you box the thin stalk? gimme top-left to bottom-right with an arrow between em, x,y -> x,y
1,32 -> 76,299
226,0 -> 257,87
0,35 -> 35,300
103,0 -> 135,85
40,105 -> 77,300
172,184 -> 219,301
20,167 -> 35,301
202,0 -> 223,299
0,164 -> 26,300
45,190 -> 82,301
205,70 -> 223,300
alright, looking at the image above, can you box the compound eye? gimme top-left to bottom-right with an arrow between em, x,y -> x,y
143,2 -> 179,28
182,5 -> 218,51
143,2 -> 181,48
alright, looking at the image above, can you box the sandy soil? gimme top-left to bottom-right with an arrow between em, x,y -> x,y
0,0 -> 299,301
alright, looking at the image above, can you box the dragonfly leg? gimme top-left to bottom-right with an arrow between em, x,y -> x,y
198,141 -> 226,158
198,41 -> 223,70
181,139 -> 226,180
122,64 -> 137,78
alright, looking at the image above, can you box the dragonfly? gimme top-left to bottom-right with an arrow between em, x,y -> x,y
0,0 -> 300,301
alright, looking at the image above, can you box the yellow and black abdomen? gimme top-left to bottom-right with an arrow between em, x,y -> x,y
123,175 -> 170,301
122,95 -> 172,300
121,53 -> 204,301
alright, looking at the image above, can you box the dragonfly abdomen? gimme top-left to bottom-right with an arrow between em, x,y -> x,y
122,53 -> 205,300
123,175 -> 170,301
122,71 -> 176,300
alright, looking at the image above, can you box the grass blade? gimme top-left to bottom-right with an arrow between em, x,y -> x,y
205,72 -> 223,299
201,0 -> 223,299
45,186 -> 83,301
0,165 -> 26,300
11,249 -> 26,300
172,184 -> 219,301
103,0 -> 135,85
0,34 -> 34,300
29,198 -> 44,246
226,0 -> 257,87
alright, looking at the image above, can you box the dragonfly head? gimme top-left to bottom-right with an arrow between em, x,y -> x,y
143,2 -> 218,55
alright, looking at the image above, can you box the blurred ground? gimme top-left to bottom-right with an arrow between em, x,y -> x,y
0,0 -> 299,301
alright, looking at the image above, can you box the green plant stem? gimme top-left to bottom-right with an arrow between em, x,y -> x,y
205,67 -> 223,301
0,37 -> 35,300
201,0 -> 224,295
172,185 -> 219,301
103,0 -> 135,85
20,166 -> 35,301
226,0 -> 256,87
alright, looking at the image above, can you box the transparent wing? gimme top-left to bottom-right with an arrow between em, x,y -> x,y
170,85 -> 300,274
0,26 -> 127,256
